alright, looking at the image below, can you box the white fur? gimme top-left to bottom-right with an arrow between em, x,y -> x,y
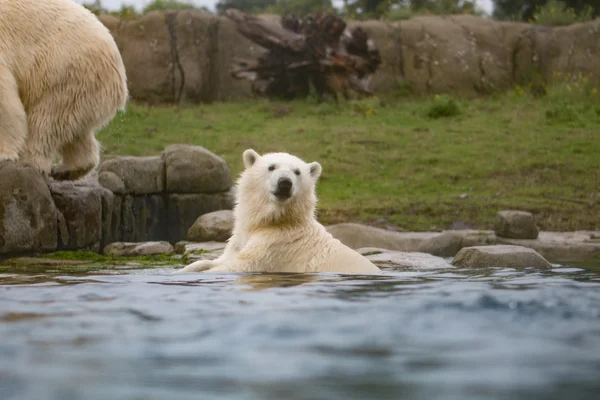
179,149 -> 381,275
0,0 -> 128,180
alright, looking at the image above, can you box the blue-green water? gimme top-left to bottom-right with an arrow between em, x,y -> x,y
1,263 -> 600,400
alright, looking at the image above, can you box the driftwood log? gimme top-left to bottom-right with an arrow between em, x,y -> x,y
225,9 -> 381,101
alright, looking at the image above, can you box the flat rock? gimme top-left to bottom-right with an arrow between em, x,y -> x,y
495,210 -> 539,239
162,145 -> 232,193
497,231 -> 600,263
103,241 -> 174,257
188,210 -> 234,242
327,223 -> 439,251
175,241 -> 226,262
452,245 -> 552,268
99,156 -> 164,195
0,161 -> 57,253
358,248 -> 454,270
327,223 -> 496,257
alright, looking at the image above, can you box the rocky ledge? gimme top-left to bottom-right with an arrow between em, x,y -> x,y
326,219 -> 599,264
0,145 -> 234,256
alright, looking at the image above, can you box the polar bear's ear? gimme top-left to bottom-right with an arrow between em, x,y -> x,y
243,149 -> 260,168
308,162 -> 322,180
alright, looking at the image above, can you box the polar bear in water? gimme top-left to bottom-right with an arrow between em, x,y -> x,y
179,149 -> 381,274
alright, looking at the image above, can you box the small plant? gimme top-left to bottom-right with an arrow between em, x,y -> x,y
426,94 -> 461,118
547,71 -> 598,101
532,0 -> 594,26
351,98 -> 381,117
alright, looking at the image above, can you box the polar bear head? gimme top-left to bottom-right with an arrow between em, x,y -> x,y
234,149 -> 322,226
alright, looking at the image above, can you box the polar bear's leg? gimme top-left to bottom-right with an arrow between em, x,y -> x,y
51,132 -> 100,181
18,100 -> 58,175
0,69 -> 27,163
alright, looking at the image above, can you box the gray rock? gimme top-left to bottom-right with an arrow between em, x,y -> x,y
162,145 -> 232,193
495,210 -> 539,239
98,171 -> 126,194
457,230 -> 498,247
175,241 -> 226,262
327,223 -> 474,257
103,241 -> 174,257
120,195 -> 167,243
358,248 -> 454,270
188,210 -> 234,242
497,231 -> 600,263
50,181 -> 104,252
99,187 -> 115,249
105,194 -> 122,245
418,231 -> 464,257
326,223 -> 439,252
99,156 -> 164,195
167,193 -> 234,243
452,245 -> 552,268
0,161 -> 57,253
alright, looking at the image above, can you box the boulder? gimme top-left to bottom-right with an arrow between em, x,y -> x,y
494,210 -> 539,239
120,195 -> 167,243
0,162 -> 57,253
327,223 -> 475,256
103,241 -> 174,257
358,248 -> 454,270
162,145 -> 232,193
188,210 -> 234,242
98,171 -> 126,194
99,12 -> 177,104
50,181 -> 106,252
456,230 -> 498,247
99,10 -> 222,105
99,156 -> 165,195
215,17 -> 267,100
497,231 -> 600,263
326,223 -> 439,251
173,10 -> 220,103
417,230 -> 464,257
452,245 -> 552,268
167,192 -> 234,242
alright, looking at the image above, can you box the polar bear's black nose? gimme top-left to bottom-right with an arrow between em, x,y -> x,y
275,177 -> 293,198
277,177 -> 293,192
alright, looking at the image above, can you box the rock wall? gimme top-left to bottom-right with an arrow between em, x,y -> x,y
98,11 -> 600,103
0,145 -> 234,256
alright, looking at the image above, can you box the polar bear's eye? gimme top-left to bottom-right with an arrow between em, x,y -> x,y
294,169 -> 301,176
268,165 -> 276,171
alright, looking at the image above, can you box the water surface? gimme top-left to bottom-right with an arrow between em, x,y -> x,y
1,262 -> 600,400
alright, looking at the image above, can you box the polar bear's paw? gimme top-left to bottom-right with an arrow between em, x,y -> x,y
51,164 -> 94,182
177,260 -> 218,273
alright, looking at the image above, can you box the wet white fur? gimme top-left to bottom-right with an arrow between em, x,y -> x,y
0,0 -> 128,178
179,149 -> 381,275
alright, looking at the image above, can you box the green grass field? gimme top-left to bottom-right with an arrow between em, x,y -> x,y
97,84 -> 600,232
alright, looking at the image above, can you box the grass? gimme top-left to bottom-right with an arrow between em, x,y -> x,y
37,251 -> 179,265
97,84 -> 600,232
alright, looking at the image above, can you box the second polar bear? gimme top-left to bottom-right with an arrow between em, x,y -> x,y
179,149 -> 381,274
0,0 -> 128,180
